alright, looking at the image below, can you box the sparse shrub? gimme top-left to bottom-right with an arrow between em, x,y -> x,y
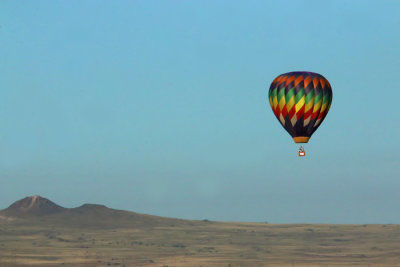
172,243 -> 186,248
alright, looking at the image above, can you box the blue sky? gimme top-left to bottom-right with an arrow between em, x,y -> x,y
1,0 -> 399,223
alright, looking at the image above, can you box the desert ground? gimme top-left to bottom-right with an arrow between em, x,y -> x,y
1,196 -> 400,266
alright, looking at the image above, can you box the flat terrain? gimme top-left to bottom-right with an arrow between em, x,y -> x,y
2,196 -> 400,266
2,221 -> 400,266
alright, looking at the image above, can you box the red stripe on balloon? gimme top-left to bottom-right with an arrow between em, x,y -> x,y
281,105 -> 288,118
317,111 -> 325,120
304,108 -> 312,120
275,105 -> 281,118
296,105 -> 305,119
288,106 -> 296,119
311,111 -> 319,120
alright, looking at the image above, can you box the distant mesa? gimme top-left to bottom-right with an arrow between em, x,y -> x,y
76,203 -> 108,211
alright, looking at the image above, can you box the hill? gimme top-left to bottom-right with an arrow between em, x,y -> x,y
0,195 -> 191,228
1,195 -> 65,216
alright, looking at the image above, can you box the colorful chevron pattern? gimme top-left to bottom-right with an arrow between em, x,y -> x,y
268,71 -> 333,143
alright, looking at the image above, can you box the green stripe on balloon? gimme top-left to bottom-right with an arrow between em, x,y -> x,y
295,88 -> 305,103
322,93 -> 330,104
270,88 -> 277,100
305,90 -> 314,104
314,91 -> 322,104
285,88 -> 295,102
277,88 -> 285,102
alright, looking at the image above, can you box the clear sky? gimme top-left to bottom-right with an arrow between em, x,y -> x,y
1,0 -> 399,224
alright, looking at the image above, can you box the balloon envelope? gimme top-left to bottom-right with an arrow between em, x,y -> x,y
268,71 -> 333,143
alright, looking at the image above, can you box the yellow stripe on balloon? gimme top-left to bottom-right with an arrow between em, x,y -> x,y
278,95 -> 286,111
326,102 -> 332,113
273,95 -> 278,110
269,97 -> 273,110
295,96 -> 305,112
304,100 -> 314,113
313,100 -> 321,113
286,96 -> 295,111
320,102 -> 328,113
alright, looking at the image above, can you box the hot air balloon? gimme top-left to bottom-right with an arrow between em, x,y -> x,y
268,71 -> 332,156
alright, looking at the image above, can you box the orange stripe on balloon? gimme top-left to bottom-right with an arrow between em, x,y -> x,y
279,76 -> 289,86
313,77 -> 319,88
319,78 -> 326,88
285,75 -> 295,86
294,76 -> 303,88
326,80 -> 331,88
273,76 -> 283,85
304,76 -> 312,88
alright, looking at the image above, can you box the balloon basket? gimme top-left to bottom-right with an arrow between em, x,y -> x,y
298,146 -> 305,157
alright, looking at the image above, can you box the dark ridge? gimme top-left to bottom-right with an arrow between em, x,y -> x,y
75,204 -> 108,210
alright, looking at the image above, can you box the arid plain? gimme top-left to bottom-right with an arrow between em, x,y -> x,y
1,196 -> 400,267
